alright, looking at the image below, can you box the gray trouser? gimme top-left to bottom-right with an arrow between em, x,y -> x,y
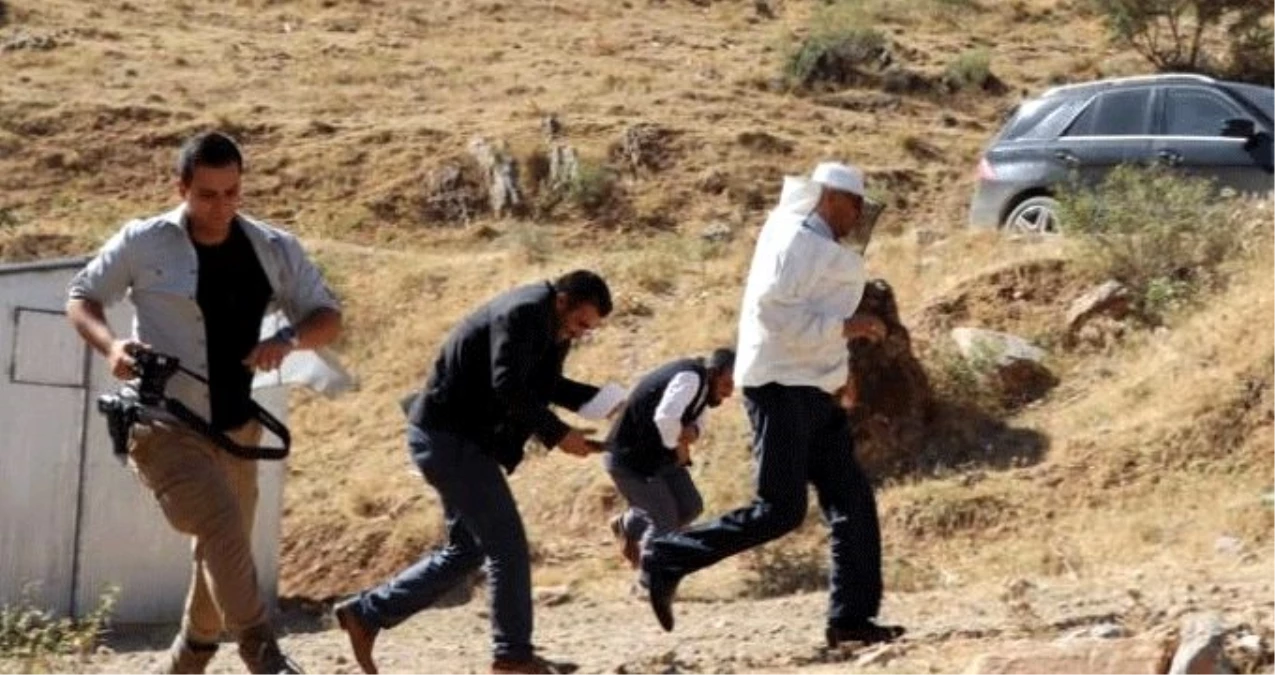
605,456 -> 703,551
346,425 -> 533,662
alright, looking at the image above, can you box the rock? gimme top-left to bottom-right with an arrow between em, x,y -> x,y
696,168 -> 728,194
966,638 -> 1172,674
754,0 -> 777,19
736,130 -> 794,155
612,123 -> 679,172
1169,613 -> 1234,674
1,31 -> 64,52
882,67 -> 934,95
1233,633 -> 1262,653
1214,535 -> 1244,557
700,221 -> 733,243
1063,623 -> 1129,640
541,114 -> 563,139
533,585 -> 573,607
1065,281 -> 1132,342
951,327 -> 1058,405
467,136 -> 525,217
548,144 -> 580,191
855,643 -> 899,667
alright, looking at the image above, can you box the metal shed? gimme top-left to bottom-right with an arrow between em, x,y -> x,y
0,257 -> 345,623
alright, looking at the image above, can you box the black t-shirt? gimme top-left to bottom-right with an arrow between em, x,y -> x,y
192,220 -> 273,431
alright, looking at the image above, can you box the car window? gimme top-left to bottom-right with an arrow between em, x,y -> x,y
1063,89 -> 1151,137
1022,98 -> 1088,139
1222,83 -> 1273,124
994,98 -> 1061,142
1164,88 -> 1246,136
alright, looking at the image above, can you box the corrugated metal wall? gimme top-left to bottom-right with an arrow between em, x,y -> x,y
0,260 -> 284,623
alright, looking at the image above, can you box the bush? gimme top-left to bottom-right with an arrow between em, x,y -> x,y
1057,165 -> 1267,317
1090,0 -> 1271,79
566,160 -> 620,218
924,340 -> 1007,416
942,48 -> 995,91
783,5 -> 888,89
743,541 -> 827,599
1224,12 -> 1274,85
0,586 -> 117,670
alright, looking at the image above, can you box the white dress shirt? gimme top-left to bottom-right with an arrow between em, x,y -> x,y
652,371 -> 707,450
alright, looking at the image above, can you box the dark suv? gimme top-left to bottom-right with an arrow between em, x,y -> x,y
969,74 -> 1274,233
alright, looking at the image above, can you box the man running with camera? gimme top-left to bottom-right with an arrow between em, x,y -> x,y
67,131 -> 343,674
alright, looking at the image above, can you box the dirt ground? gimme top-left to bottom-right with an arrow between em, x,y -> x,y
59,558 -> 1272,674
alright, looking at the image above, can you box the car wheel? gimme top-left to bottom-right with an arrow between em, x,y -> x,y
1003,196 -> 1061,234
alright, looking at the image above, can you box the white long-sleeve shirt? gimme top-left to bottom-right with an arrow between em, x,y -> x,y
652,371 -> 707,450
734,210 -> 867,393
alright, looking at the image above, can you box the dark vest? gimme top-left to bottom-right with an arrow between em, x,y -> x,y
606,358 -> 710,477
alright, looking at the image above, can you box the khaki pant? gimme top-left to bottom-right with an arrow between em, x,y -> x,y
128,419 -> 267,643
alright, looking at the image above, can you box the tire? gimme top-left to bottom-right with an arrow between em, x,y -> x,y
1002,196 -> 1061,234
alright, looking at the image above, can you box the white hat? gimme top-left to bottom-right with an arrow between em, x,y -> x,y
810,161 -> 866,197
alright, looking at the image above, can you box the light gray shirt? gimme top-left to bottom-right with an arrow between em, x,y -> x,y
68,204 -> 341,420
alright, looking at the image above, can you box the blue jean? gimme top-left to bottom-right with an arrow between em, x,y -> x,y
645,384 -> 884,625
346,425 -> 533,661
605,458 -> 703,552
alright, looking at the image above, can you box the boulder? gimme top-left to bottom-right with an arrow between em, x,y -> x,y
966,638 -> 1172,674
951,327 -> 1057,406
467,137 -> 525,217
1169,613 -> 1234,674
1065,280 -> 1132,343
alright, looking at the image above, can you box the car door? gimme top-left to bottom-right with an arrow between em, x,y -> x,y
1153,85 -> 1274,195
1049,86 -> 1156,188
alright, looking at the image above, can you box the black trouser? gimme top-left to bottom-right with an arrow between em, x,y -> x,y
645,384 -> 884,624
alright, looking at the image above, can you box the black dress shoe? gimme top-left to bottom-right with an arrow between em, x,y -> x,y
825,620 -> 906,647
640,565 -> 680,632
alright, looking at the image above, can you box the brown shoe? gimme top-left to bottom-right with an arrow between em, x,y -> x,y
490,655 -> 579,674
609,514 -> 639,569
334,598 -> 380,674
160,633 -> 218,674
237,623 -> 303,674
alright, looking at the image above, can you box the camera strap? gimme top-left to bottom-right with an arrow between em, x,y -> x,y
167,365 -> 292,461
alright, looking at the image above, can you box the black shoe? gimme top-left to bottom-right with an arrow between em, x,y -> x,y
640,563 -> 680,632
825,620 -> 906,648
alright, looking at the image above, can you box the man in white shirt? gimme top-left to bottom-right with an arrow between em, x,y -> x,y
640,162 -> 905,647
602,349 -> 736,568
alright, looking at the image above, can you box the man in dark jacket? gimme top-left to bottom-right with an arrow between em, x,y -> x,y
334,270 -> 612,675
604,349 -> 735,569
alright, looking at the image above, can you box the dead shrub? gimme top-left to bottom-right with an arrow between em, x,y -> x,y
742,540 -> 827,599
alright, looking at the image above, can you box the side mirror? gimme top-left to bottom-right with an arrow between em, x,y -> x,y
1221,118 -> 1257,139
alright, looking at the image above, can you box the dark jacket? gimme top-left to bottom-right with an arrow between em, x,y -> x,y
408,282 -> 597,472
606,358 -> 710,477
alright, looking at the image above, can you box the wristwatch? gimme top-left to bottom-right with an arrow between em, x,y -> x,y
275,325 -> 301,348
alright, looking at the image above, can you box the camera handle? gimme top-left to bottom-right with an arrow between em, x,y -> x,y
165,364 -> 291,461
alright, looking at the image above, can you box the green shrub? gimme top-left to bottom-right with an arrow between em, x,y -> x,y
566,161 -> 620,218
0,586 -> 118,670
1090,0 -> 1270,78
943,48 -> 994,91
1057,165 -> 1267,317
783,5 -> 887,88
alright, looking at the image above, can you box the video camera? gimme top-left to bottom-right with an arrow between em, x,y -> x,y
96,346 -> 290,461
